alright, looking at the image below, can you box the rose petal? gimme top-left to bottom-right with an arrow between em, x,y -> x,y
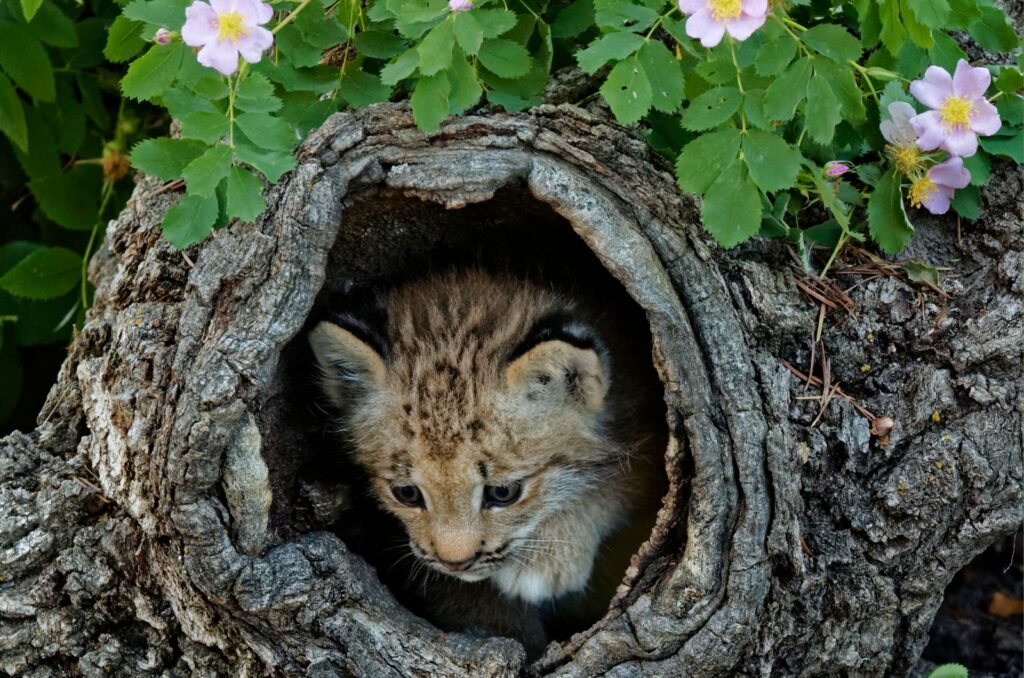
197,40 -> 240,75
970,98 -> 1002,136
921,185 -> 953,215
686,8 -> 726,47
210,0 -> 237,14
725,11 -> 766,41
253,0 -> 273,23
742,0 -> 768,16
910,66 -> 953,109
182,2 -> 219,46
237,26 -> 273,62
941,128 -> 978,157
881,102 -> 918,145
910,111 -> 946,151
678,0 -> 704,14
951,59 -> 990,100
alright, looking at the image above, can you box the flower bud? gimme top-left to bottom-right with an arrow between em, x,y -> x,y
154,28 -> 174,45
824,161 -> 851,178
448,0 -> 473,10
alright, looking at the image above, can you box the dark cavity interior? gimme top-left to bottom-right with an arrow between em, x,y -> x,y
257,184 -> 669,650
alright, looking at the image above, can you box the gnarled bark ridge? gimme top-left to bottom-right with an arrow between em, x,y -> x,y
1,103 -> 1020,676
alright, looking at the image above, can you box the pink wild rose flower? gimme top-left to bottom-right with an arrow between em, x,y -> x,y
448,0 -> 473,10
679,0 -> 768,48
908,60 -> 1001,158
182,0 -> 274,76
824,161 -> 851,177
909,157 -> 971,215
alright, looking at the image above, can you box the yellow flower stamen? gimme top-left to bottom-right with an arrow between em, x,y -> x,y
708,0 -> 742,21
909,176 -> 938,209
939,95 -> 972,131
217,11 -> 248,43
888,144 -> 923,176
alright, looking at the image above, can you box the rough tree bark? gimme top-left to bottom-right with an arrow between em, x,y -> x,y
1,102 -> 1020,677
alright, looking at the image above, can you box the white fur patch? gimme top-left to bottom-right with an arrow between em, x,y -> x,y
493,567 -> 551,603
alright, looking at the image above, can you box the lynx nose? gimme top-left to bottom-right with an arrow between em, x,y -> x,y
437,554 -> 478,572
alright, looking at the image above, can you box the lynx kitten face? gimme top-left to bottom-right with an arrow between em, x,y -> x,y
309,271 -> 640,603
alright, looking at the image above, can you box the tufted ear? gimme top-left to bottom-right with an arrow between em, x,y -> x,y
504,316 -> 608,413
308,320 -> 387,411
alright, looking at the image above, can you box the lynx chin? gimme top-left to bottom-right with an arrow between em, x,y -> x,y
308,270 -> 663,606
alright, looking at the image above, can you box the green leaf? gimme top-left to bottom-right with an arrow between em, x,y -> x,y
755,37 -> 796,76
27,3 -> 78,47
0,20 -> 55,102
926,664 -> 969,678
276,25 -> 325,68
813,59 -> 867,123
130,138 -> 208,180
180,111 -> 230,144
681,86 -> 741,131
121,43 -> 184,101
868,168 -> 914,254
474,9 -> 518,37
551,0 -> 594,39
235,138 -> 297,182
763,57 -> 811,121
969,6 -> 1017,52
20,0 -> 43,21
182,145 -> 232,197
340,65 -> 394,107
28,167 -> 101,230
478,38 -> 532,78
962,150 -> 990,186
947,0 -> 980,28
878,0 -> 908,55
294,6 -> 346,48
576,31 -> 644,74
162,193 -> 219,249
418,21 -> 456,76
902,261 -> 941,287
928,31 -> 967,73
411,72 -> 450,132
235,73 -> 282,112
675,128 -> 742,195
225,166 -> 265,222
701,160 -> 762,249
353,30 -> 407,59
446,52 -> 482,113
951,184 -> 980,219
805,74 -> 843,144
0,247 -> 81,300
900,0 -> 933,49
453,12 -> 484,55
801,25 -> 862,63
380,48 -> 420,85
995,94 -> 1023,126
995,67 -> 1024,95
594,0 -> 658,32
122,0 -> 191,30
742,131 -> 802,193
695,58 -> 736,85
637,41 -> 683,114
0,72 -> 28,153
979,131 -> 1024,163
600,57 -> 651,125
235,112 -> 297,151
104,17 -> 146,63
906,0 -> 950,28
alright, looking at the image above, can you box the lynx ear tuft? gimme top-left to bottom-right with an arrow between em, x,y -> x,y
504,316 -> 607,412
308,321 -> 387,411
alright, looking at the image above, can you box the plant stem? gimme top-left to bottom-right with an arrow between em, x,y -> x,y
272,0 -> 314,35
819,231 -> 848,278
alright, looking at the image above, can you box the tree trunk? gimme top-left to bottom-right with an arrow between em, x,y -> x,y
1,102 -> 1020,677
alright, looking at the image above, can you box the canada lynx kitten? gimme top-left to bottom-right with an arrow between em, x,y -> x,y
309,270 -> 663,645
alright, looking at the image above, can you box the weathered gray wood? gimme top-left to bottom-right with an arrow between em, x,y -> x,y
1,102 -> 1020,677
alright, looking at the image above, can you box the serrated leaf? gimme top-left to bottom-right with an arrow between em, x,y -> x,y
235,112 -> 297,151
969,6 -> 1018,52
900,0 -> 933,48
742,131 -> 802,193
980,131 -> 1024,163
695,58 -> 736,85
906,0 -> 950,28
340,66 -> 394,107
235,137 -> 297,182
474,9 -> 518,38
27,3 -> 78,47
801,25 -> 862,63
411,72 -> 450,132
122,0 -> 190,30
962,150 -> 990,186
235,73 -> 282,112
681,86 -> 741,131
552,0 -> 594,39
162,193 -> 218,248
381,48 -> 420,85
104,17 -> 146,63
0,247 -> 81,300
638,41 -> 683,113
813,59 -> 866,124
418,21 -> 456,76
21,0 -> 43,21
600,57 -> 651,124
755,37 -> 796,76
868,168 -> 914,254
130,138 -> 208,180
0,72 -> 28,153
764,57 -> 811,121
453,12 -> 484,55
0,20 -> 55,102
576,31 -> 644,74
121,43 -> 184,101
478,38 -> 532,78
180,111 -> 230,144
878,0 -> 908,55
181,145 -> 232,197
947,0 -> 981,28
28,167 -> 101,230
447,52 -> 482,113
951,183 -> 980,219
276,24 -> 324,68
805,74 -> 843,144
225,166 -> 265,222
995,67 -> 1024,95
927,31 -> 967,73
594,0 -> 657,32
675,127 -> 742,194
353,30 -> 407,59
294,6 -> 346,48
701,160 -> 762,248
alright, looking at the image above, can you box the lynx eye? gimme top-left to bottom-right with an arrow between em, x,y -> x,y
391,484 -> 423,507
484,482 -> 523,508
